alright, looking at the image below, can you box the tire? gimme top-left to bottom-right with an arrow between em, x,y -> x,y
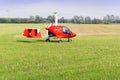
46,38 -> 50,42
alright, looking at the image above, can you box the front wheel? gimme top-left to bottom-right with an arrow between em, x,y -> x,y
68,39 -> 72,42
46,38 -> 50,42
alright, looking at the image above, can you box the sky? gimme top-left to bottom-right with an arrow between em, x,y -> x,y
0,0 -> 120,19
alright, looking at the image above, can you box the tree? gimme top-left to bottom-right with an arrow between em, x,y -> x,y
115,16 -> 120,23
103,14 -> 119,24
21,18 -> 29,23
79,16 -> 84,24
73,16 -> 80,24
28,16 -> 35,23
103,16 -> 108,24
10,18 -> 20,23
0,14 -> 120,24
85,16 -> 91,24
92,18 -> 102,24
0,18 -> 9,23
47,15 -> 54,23
59,17 -> 65,23
35,15 -> 43,23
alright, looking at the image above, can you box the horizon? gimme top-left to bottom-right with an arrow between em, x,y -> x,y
0,0 -> 120,19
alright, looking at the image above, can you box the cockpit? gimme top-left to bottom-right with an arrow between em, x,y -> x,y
62,26 -> 71,35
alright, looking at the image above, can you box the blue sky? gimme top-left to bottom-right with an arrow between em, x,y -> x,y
0,0 -> 120,19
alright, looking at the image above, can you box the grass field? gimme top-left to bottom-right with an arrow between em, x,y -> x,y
0,24 -> 120,80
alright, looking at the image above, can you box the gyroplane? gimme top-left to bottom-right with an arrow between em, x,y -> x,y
23,12 -> 76,43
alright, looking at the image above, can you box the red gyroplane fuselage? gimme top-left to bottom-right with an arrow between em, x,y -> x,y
46,25 -> 76,38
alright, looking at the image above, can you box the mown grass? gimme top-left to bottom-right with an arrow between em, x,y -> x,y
0,24 -> 120,80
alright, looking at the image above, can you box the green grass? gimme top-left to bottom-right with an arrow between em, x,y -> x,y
0,24 -> 120,80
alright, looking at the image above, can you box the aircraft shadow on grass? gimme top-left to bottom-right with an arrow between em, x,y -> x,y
17,40 -> 46,43
16,39 -> 66,43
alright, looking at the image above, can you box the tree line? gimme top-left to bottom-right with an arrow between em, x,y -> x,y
0,14 -> 120,24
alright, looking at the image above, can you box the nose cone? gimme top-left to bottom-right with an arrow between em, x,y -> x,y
71,33 -> 77,38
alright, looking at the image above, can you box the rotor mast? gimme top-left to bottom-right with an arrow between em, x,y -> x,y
53,12 -> 58,26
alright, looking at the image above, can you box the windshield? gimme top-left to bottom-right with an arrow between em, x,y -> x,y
62,26 -> 71,35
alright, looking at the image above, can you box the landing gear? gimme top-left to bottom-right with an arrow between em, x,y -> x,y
45,38 -> 50,42
58,40 -> 62,43
45,38 -> 72,43
68,38 -> 72,42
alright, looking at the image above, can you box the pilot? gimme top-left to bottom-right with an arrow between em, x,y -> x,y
63,27 -> 71,36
